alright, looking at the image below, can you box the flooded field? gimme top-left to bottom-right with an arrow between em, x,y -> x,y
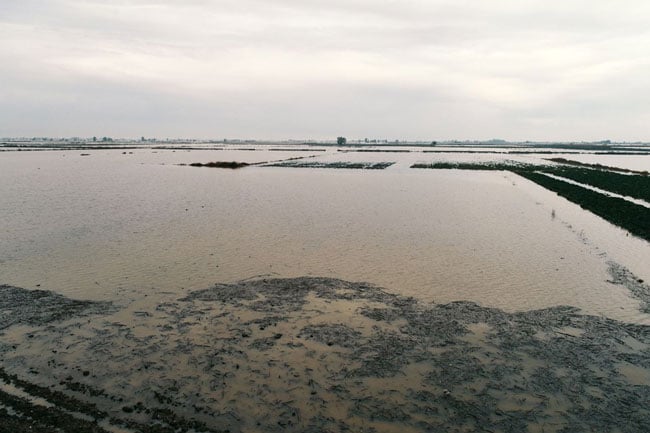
2,145 -> 650,432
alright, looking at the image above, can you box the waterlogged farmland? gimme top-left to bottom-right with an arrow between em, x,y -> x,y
1,144 -> 650,432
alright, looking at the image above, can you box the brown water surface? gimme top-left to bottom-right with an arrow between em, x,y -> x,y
3,148 -> 650,432
1,149 -> 649,322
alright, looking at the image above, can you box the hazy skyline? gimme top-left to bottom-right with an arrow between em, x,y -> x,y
1,0 -> 649,141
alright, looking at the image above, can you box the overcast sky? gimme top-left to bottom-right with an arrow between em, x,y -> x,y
1,0 -> 649,141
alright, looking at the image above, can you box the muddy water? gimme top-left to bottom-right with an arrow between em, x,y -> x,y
3,148 -> 650,432
1,149 -> 649,322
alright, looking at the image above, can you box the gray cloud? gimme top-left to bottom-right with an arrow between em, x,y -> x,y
1,0 -> 649,140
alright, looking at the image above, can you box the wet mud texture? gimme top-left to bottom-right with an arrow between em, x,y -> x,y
2,278 -> 650,433
607,262 -> 650,312
0,284 -> 112,330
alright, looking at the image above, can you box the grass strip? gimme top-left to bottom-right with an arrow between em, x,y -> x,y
187,161 -> 250,168
412,161 -> 650,202
267,161 -> 395,169
411,162 -> 538,170
515,171 -> 650,241
542,166 -> 650,202
545,158 -> 649,174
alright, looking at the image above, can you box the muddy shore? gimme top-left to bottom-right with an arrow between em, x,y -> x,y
2,276 -> 650,432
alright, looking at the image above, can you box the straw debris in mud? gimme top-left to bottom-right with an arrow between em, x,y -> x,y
0,284 -> 112,330
2,276 -> 650,432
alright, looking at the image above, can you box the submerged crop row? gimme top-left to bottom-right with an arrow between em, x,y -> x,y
515,171 -> 650,241
545,158 -> 649,175
411,161 -> 540,171
265,161 -> 395,169
185,161 -> 250,168
412,161 -> 650,203
543,166 -> 650,203
411,161 -> 650,242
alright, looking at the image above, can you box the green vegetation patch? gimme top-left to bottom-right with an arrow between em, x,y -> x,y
516,171 -> 650,241
340,149 -> 411,153
267,161 -> 395,169
413,160 -> 650,202
542,166 -> 650,202
186,161 -> 250,169
411,161 -> 650,241
411,161 -> 539,171
546,158 -> 649,174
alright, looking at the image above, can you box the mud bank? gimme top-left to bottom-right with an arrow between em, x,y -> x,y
2,278 -> 650,432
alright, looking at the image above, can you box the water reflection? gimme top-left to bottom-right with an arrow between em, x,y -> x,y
1,148 -> 649,323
